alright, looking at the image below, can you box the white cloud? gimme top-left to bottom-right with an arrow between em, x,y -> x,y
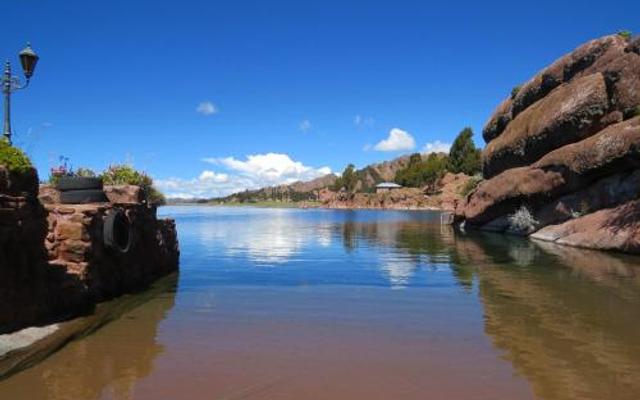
299,119 -> 312,133
372,128 -> 416,151
198,170 -> 229,182
354,115 -> 375,128
156,153 -> 331,199
196,101 -> 218,116
421,140 -> 451,154
209,153 -> 331,184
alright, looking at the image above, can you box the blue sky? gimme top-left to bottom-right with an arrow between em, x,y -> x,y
2,1 -> 638,197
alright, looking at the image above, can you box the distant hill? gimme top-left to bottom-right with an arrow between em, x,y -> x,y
167,153 -> 446,204
222,153 -> 450,203
215,173 -> 338,203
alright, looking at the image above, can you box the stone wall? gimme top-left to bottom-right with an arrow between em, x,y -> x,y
0,169 -> 87,333
0,177 -> 179,334
456,34 -> 640,254
44,202 -> 179,301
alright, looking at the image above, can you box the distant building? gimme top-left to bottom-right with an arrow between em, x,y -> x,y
376,182 -> 402,193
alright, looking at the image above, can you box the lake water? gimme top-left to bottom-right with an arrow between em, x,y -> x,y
1,206 -> 640,399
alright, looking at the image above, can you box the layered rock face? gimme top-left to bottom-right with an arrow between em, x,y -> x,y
0,178 -> 179,334
458,34 -> 640,254
0,169 -> 88,333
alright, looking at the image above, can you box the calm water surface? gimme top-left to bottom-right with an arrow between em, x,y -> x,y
1,206 -> 640,399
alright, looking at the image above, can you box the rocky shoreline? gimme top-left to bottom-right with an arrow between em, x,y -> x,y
456,33 -> 640,255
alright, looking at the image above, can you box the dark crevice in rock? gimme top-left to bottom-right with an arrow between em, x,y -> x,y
625,37 -> 640,55
511,74 -> 561,118
564,52 -> 600,82
484,109 -> 608,179
602,70 -> 621,110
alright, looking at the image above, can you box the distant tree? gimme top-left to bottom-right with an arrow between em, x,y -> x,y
395,153 -> 447,188
407,153 -> 422,167
342,164 -> 358,193
394,153 -> 422,187
421,153 -> 448,187
331,163 -> 358,192
448,127 -> 482,175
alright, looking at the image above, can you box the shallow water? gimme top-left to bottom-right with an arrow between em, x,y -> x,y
1,206 -> 640,399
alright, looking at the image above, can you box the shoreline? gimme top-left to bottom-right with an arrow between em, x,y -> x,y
165,202 -> 446,212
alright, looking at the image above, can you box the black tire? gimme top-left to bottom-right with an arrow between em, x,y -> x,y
103,209 -> 133,254
60,189 -> 109,204
57,176 -> 103,191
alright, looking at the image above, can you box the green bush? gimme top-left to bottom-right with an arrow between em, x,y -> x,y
617,30 -> 633,40
0,140 -> 32,173
101,164 -> 166,205
75,167 -> 96,177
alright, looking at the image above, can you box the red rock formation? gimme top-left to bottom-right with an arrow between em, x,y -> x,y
459,34 -> 640,254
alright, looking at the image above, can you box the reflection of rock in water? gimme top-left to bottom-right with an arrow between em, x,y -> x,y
0,275 -> 177,400
453,234 -> 640,400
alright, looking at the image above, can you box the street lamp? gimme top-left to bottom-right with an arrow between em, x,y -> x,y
2,43 -> 39,145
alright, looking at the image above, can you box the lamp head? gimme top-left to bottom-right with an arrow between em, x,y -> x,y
19,43 -> 39,80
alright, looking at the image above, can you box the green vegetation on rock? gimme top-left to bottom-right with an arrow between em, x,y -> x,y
101,164 -> 166,205
617,30 -> 633,40
448,127 -> 482,175
0,140 -> 32,173
460,174 -> 483,197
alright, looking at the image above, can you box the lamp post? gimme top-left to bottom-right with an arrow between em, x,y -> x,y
2,43 -> 39,145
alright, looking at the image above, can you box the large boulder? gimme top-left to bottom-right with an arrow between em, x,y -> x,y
464,117 -> 640,225
531,200 -> 640,254
483,73 -> 611,178
481,35 -> 628,144
482,97 -> 513,143
511,35 -> 625,117
459,33 -> 640,257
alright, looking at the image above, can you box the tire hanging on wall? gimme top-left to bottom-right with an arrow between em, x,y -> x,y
56,176 -> 103,191
60,189 -> 109,204
103,209 -> 133,254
